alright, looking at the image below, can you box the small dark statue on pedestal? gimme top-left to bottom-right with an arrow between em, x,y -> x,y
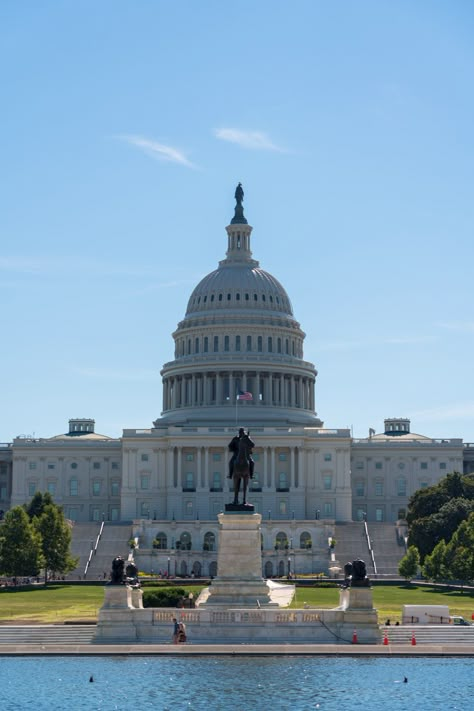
109,556 -> 125,584
343,559 -> 370,588
125,562 -> 140,588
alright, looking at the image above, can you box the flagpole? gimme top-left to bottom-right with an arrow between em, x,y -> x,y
235,394 -> 238,425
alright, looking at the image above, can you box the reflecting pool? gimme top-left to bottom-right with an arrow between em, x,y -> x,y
1,656 -> 473,710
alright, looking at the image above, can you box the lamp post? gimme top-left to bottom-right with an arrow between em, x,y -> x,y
167,557 -> 171,577
287,556 -> 291,578
316,509 -> 320,520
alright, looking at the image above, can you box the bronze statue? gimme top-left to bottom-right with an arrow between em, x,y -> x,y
343,559 -> 370,588
228,428 -> 254,505
235,182 -> 244,205
110,556 -> 125,584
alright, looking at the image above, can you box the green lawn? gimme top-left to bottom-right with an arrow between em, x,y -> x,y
289,584 -> 474,623
1,583 -> 473,624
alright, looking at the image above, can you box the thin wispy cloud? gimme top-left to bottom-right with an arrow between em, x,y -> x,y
437,321 -> 474,334
215,128 -> 286,152
116,134 -> 196,168
410,402 -> 474,422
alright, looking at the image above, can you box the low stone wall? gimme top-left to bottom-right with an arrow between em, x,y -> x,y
95,590 -> 380,645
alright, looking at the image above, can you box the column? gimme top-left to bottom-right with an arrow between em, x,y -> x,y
203,374 -> 208,405
264,447 -> 269,488
229,372 -> 234,401
177,447 -> 182,488
216,373 -> 222,405
180,377 -> 185,407
192,375 -> 196,406
290,447 -> 295,488
204,447 -> 209,488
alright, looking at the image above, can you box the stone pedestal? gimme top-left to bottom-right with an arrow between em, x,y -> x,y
94,585 -> 138,642
202,512 -> 276,607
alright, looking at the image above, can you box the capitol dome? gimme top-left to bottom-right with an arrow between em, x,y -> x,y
157,185 -> 321,427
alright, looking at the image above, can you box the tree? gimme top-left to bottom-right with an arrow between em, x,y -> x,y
0,507 -> 44,579
407,473 -> 474,561
422,539 -> 447,582
33,504 -> 78,584
24,491 -> 54,520
398,545 -> 420,580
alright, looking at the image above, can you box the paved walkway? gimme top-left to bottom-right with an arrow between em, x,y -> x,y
1,642 -> 474,656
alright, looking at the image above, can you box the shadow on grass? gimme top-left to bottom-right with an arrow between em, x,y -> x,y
0,585 -> 66,595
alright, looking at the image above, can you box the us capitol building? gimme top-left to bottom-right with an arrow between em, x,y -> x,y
1,186 -> 472,576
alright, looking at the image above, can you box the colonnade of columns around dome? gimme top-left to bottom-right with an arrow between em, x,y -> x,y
161,371 -> 315,411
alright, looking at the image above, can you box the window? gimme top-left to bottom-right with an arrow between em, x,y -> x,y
253,453 -> 260,462
184,472 -> 195,490
185,453 -> 194,462
323,502 -> 333,517
71,462 -> 78,469
140,475 -> 150,490
154,532 -> 167,549
213,336 -> 219,352
93,462 -> 101,470
279,500 -> 287,515
258,336 -> 263,352
439,462 -> 447,470
375,462 -> 382,470
277,338 -> 282,353
324,453 -> 332,462
398,462 -> 405,470
420,462 -> 428,470
375,481 -> 384,496
195,337 -> 199,353
92,508 -> 101,522
140,502 -> 149,518
323,475 -> 332,490
420,481 -> 428,489
204,532 -> 215,551
204,337 -> 209,352
268,337 -> 273,352
211,472 -> 222,490
300,532 -> 312,549
355,461 -> 364,470
47,481 -> 56,495
47,463 -> 55,470
224,336 -> 229,351
212,453 -> 221,462
278,472 -> 288,490
69,478 -> 78,496
28,462 -> 37,470
235,336 -> 241,352
141,454 -> 149,462
375,508 -> 384,522
111,481 -> 119,496
246,335 -> 252,351
355,480 -> 365,497
251,471 -> 261,490
185,501 -> 193,517
397,478 -> 407,496
278,453 -> 287,462
93,481 -> 101,496
111,462 -> 119,470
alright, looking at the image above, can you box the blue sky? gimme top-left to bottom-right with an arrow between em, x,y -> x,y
1,1 -> 473,443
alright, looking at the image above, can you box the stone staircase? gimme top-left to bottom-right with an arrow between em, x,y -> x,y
368,523 -> 406,576
333,523 -> 374,574
381,625 -> 474,645
0,625 -> 96,645
68,522 -> 133,580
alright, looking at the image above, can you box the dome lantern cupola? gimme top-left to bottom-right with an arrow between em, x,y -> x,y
225,183 -> 253,263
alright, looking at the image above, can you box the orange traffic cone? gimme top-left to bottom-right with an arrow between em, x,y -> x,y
411,631 -> 416,646
352,628 -> 358,644
383,631 -> 389,645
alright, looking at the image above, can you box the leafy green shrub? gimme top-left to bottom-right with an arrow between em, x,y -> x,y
142,586 -> 187,608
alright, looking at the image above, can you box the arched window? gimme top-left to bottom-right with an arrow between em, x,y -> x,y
275,531 -> 288,550
224,335 -> 229,351
209,561 -> 217,577
278,560 -> 285,576
258,336 -> 263,352
203,531 -> 215,551
178,532 -> 192,550
264,561 -> 273,578
235,335 -> 241,351
192,561 -> 201,576
277,337 -> 282,353
277,472 -> 288,490
246,335 -> 252,351
300,532 -> 312,549
180,560 -> 188,576
153,532 -> 168,549
195,337 -> 199,353
204,337 -> 208,352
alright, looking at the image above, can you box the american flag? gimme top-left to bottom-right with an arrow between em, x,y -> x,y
237,390 -> 253,401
